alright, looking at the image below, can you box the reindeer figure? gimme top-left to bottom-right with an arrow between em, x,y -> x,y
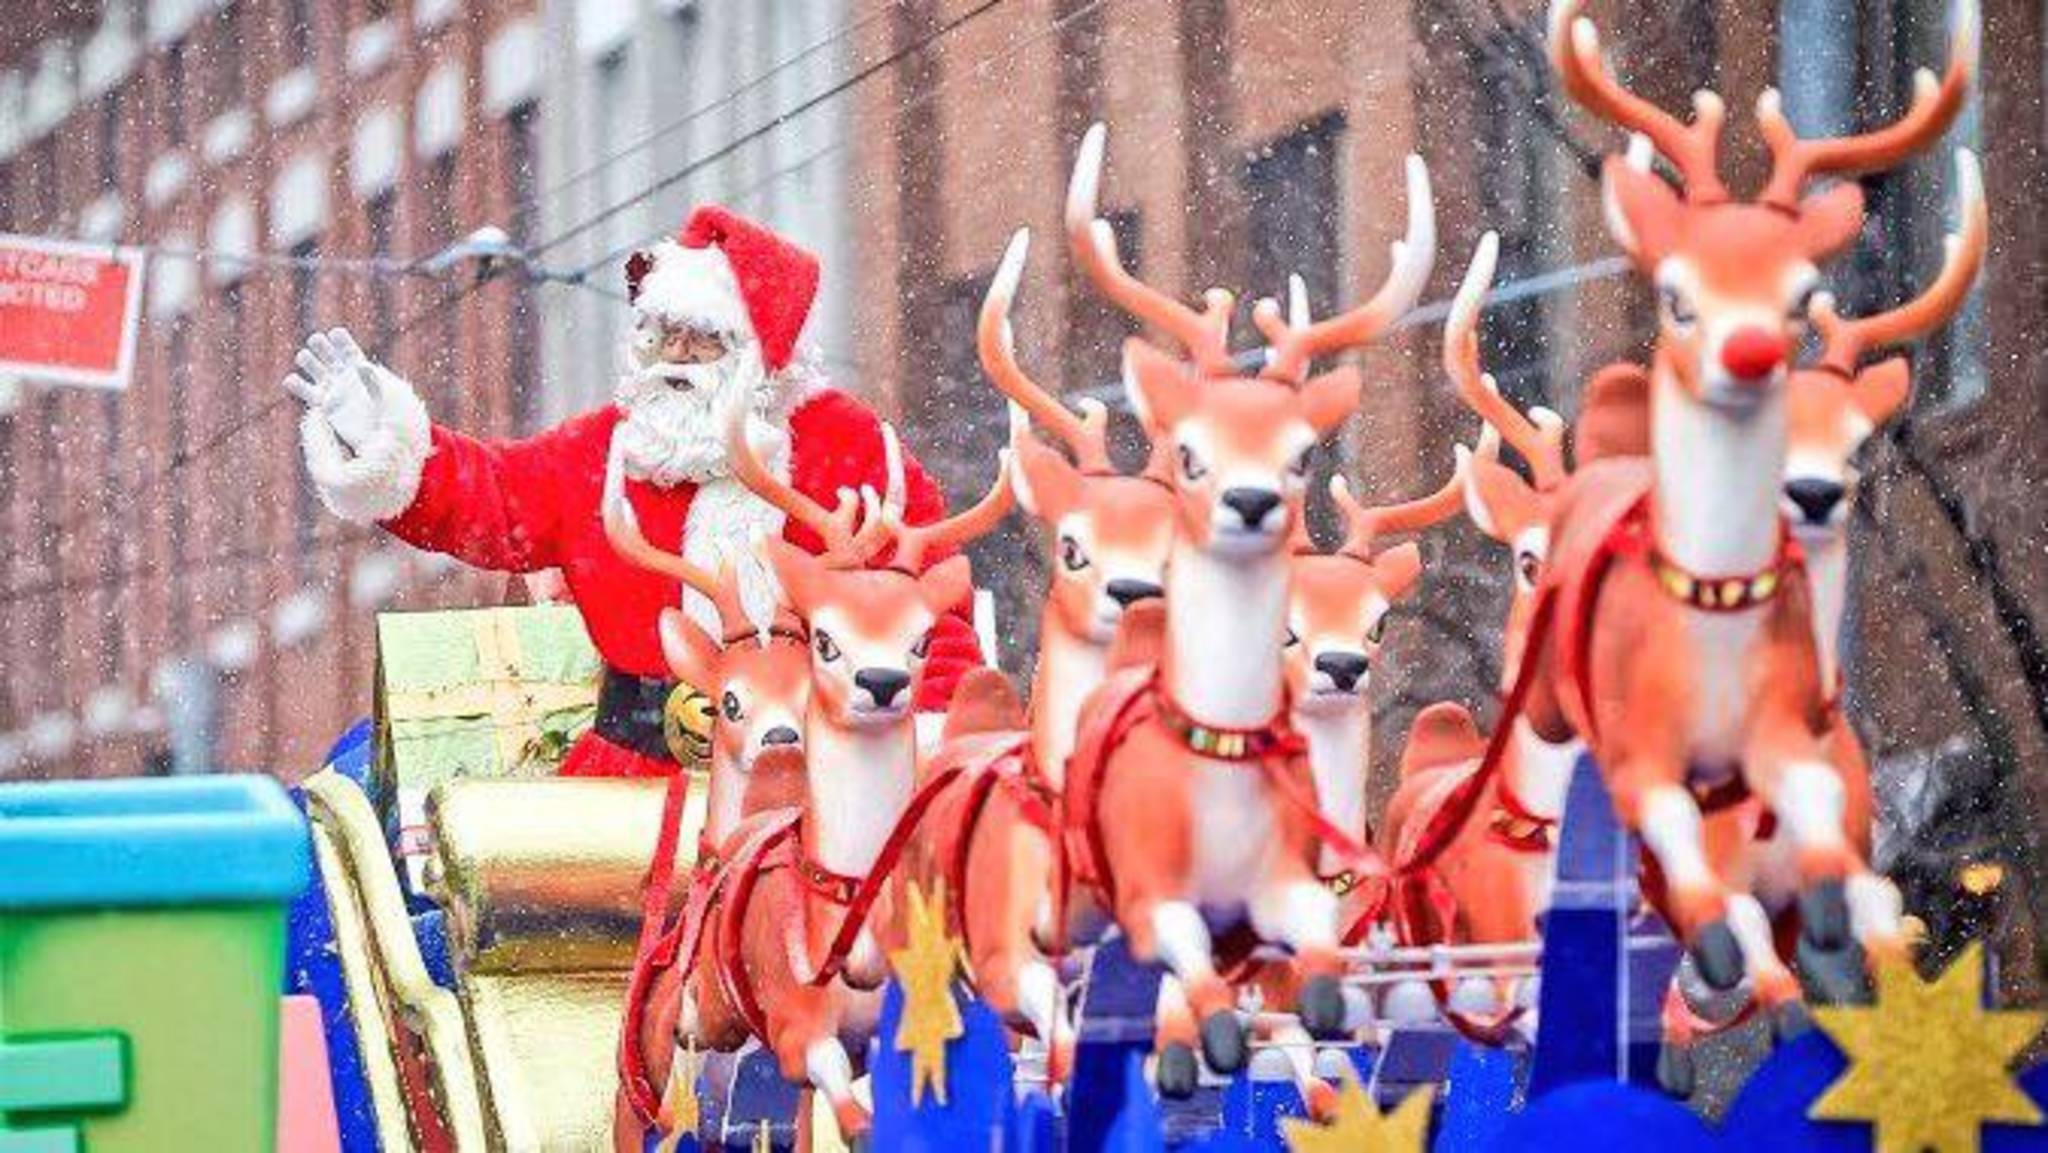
634,407 -> 1009,1149
1514,0 -> 1974,1008
1061,122 -> 1434,1083
906,228 -> 1176,1083
1784,151 -> 1986,693
1380,235 -> 1589,978
602,438 -> 821,1138
1280,269 -> 1470,930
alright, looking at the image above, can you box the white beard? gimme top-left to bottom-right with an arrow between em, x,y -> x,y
613,343 -> 779,488
612,337 -> 804,636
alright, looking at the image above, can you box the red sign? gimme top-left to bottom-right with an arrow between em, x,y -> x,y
0,233 -> 146,390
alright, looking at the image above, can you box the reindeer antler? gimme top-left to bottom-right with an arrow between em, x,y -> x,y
1549,0 -> 1730,201
1812,149 -> 1987,375
1756,2 -> 1976,209
1253,155 -> 1435,383
603,436 -> 748,627
981,228 -> 1114,472
1444,232 -> 1567,490
724,400 -> 893,565
1329,450 -> 1469,561
879,429 -> 1016,573
1068,123 -> 1236,375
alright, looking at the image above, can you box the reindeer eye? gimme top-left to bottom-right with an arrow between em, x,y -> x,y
1284,628 -> 1300,648
1059,535 -> 1091,572
1288,446 -> 1313,479
1787,283 -> 1817,324
814,630 -> 841,662
721,691 -> 744,722
1516,550 -> 1542,589
1178,444 -> 1209,482
1659,285 -> 1697,328
1367,615 -> 1388,645
910,632 -> 933,660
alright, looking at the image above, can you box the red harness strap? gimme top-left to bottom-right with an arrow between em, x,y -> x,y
934,733 -> 1051,947
618,770 -> 698,1124
1062,668 -> 1391,963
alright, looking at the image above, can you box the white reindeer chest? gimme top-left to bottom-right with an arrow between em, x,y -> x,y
1188,756 -> 1276,905
1680,609 -> 1766,776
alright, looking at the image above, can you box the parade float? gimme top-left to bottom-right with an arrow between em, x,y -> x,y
5,3 -> 2046,1151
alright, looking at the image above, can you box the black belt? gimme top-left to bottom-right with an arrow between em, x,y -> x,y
595,668 -> 679,763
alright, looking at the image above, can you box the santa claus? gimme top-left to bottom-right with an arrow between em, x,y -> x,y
282,206 -> 982,779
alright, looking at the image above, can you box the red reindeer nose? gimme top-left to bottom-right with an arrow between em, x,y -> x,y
1719,327 -> 1788,383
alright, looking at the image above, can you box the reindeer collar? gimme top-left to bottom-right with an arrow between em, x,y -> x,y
1487,779 -> 1557,853
1628,510 -> 1803,614
795,850 -> 864,906
1154,693 -> 1304,762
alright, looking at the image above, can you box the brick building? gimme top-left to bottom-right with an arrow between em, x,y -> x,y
0,0 -> 548,776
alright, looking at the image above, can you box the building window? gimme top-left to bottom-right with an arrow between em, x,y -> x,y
505,102 -> 542,432
284,0 -> 314,67
166,321 -> 193,647
1472,54 -> 1554,410
909,269 -> 1037,664
98,392 -> 124,681
290,240 -> 320,578
1063,208 -> 1141,394
98,87 -> 124,192
163,37 -> 189,146
1242,112 -> 1345,324
213,2 -> 245,114
364,190 -> 397,353
422,152 -> 461,410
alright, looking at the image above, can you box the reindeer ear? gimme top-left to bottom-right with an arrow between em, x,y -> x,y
764,538 -> 826,618
1011,431 -> 1083,520
1575,361 -> 1653,464
1300,366 -> 1362,436
1122,339 -> 1194,434
625,250 -> 656,305
1799,182 -> 1867,261
1370,542 -> 1425,602
1463,453 -> 1535,543
658,607 -> 724,692
1600,157 -> 1682,267
916,555 -> 975,616
1851,356 -> 1912,427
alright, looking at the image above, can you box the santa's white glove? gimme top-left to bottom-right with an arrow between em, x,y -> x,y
282,327 -> 432,523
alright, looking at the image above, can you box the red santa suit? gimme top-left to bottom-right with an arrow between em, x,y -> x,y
301,207 -> 981,779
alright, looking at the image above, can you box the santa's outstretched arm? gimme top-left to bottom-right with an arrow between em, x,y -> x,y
283,327 -> 573,572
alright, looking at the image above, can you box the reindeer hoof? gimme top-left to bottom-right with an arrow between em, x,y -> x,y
1656,1043 -> 1696,1099
1156,1043 -> 1200,1098
1771,1000 -> 1812,1041
1797,933 -> 1871,1005
1690,921 -> 1745,991
1299,975 -> 1348,1040
1199,1010 -> 1248,1075
1800,880 -> 1850,952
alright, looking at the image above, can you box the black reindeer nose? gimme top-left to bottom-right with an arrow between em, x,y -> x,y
761,726 -> 801,747
853,668 -> 912,709
1105,579 -> 1163,607
1220,487 -> 1283,529
1314,651 -> 1370,692
1784,477 -> 1846,525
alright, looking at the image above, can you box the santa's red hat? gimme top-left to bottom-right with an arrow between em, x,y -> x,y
624,205 -> 820,372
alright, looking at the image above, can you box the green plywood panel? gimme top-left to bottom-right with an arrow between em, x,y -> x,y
0,906 -> 282,1153
0,1035 -> 125,1111
0,1128 -> 80,1153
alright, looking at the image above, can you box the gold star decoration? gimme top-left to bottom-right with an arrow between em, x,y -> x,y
887,879 -> 967,1106
653,1040 -> 702,1153
1811,943 -> 2045,1153
751,1123 -> 773,1153
1283,1077 -> 1433,1153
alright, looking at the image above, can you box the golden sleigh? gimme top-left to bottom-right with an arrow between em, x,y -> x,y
303,768 -> 707,1151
